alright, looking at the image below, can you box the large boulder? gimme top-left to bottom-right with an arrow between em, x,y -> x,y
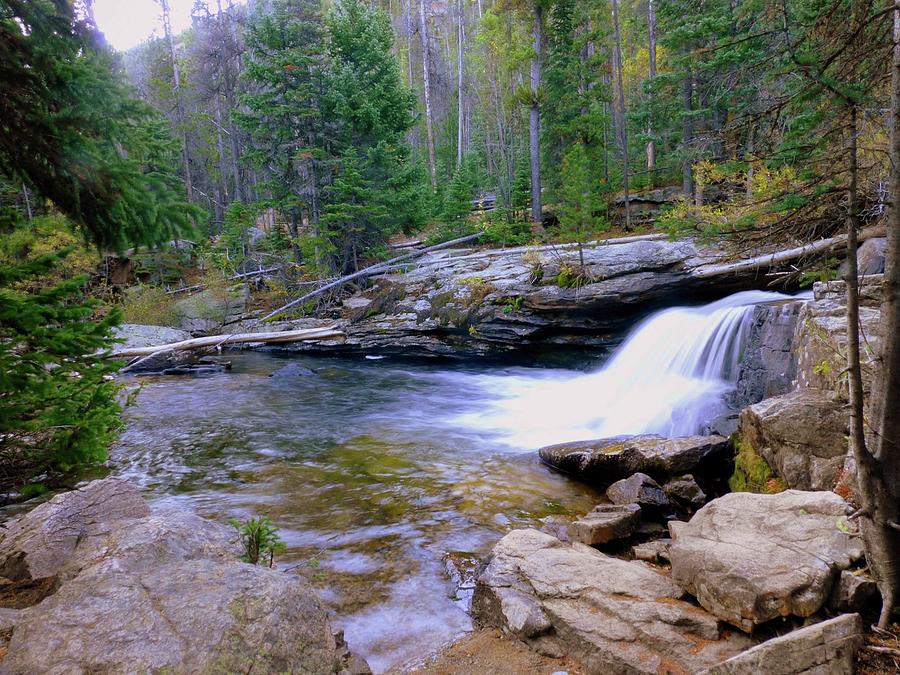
0,478 -> 366,674
701,613 -> 864,675
539,434 -> 731,485
472,528 -> 753,674
668,490 -> 863,632
112,324 -> 191,352
173,283 -> 249,334
738,390 -> 848,491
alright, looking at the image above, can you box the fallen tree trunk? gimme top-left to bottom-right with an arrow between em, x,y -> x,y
260,232 -> 485,322
693,226 -> 884,278
108,326 -> 343,358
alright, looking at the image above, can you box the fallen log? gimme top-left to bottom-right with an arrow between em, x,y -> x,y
166,266 -> 282,295
108,326 -> 343,358
259,231 -> 485,322
692,226 -> 884,278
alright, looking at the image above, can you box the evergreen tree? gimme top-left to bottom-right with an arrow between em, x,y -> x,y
236,0 -> 330,264
0,0 -> 198,252
556,142 -> 608,247
320,0 -> 424,273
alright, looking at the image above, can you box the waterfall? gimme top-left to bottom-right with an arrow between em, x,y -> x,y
458,290 -> 799,448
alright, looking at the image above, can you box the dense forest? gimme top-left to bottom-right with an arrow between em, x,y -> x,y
1,0 -> 900,655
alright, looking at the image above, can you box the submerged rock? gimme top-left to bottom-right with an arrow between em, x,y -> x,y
605,473 -> 670,511
472,528 -> 752,673
269,362 -> 317,378
701,613 -> 864,675
568,503 -> 641,545
539,434 -> 731,485
0,478 -> 366,674
668,490 -> 863,632
738,389 -> 848,491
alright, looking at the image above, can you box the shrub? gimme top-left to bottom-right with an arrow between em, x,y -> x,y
121,285 -> 180,326
0,250 -> 123,489
228,516 -> 287,567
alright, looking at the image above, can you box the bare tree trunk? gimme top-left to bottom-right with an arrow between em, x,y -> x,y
529,2 -> 543,227
863,5 -> 900,630
457,0 -> 464,169
646,0 -> 657,174
419,0 -> 437,190
611,0 -> 631,230
405,0 -> 415,89
287,211 -> 302,265
682,67 -> 694,200
159,0 -> 193,201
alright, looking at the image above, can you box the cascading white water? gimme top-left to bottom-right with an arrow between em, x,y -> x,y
457,290 -> 800,448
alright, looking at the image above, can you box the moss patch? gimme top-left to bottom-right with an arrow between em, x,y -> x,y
729,437 -> 786,494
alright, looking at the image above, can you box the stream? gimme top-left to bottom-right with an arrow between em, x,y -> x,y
111,289 -> 798,672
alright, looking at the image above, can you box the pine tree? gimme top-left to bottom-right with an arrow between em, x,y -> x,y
321,0 -> 424,273
0,0 -> 198,252
236,0 -> 330,265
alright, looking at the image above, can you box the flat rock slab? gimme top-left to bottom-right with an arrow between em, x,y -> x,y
472,528 -> 752,674
568,503 -> 641,545
539,434 -> 731,485
669,490 -> 863,632
0,478 -> 366,674
701,613 -> 864,675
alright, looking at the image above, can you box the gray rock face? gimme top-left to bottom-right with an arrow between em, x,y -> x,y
606,473 -> 670,511
733,300 -> 803,408
668,490 -> 863,632
174,283 -> 249,333
793,277 -> 882,398
701,613 -> 864,675
739,390 -> 848,491
260,236 -> 769,357
112,324 -> 191,351
539,434 -> 731,485
839,237 -> 886,277
568,503 -> 641,545
0,478 -> 365,674
471,528 -> 752,673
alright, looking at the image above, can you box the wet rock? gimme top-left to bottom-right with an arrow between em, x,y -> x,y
827,570 -> 878,613
663,474 -> 707,509
269,362 -> 317,378
733,300 -> 803,408
632,538 -> 671,564
606,473 -> 670,511
443,551 -> 481,609
472,528 -> 752,673
738,390 -> 848,491
701,613 -> 864,675
669,490 -> 864,632
568,503 -> 641,545
539,434 -> 731,485
0,478 -> 366,674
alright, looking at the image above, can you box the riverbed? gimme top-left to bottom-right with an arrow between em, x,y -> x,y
112,352 -> 602,672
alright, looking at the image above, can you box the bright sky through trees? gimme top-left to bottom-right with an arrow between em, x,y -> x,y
93,0 -> 246,51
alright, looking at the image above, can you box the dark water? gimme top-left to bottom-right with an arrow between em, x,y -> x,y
112,352 -> 600,672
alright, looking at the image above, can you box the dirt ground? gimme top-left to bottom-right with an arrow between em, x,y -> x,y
392,628 -> 583,675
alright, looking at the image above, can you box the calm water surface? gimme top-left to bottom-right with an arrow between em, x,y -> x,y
112,352 -> 601,672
